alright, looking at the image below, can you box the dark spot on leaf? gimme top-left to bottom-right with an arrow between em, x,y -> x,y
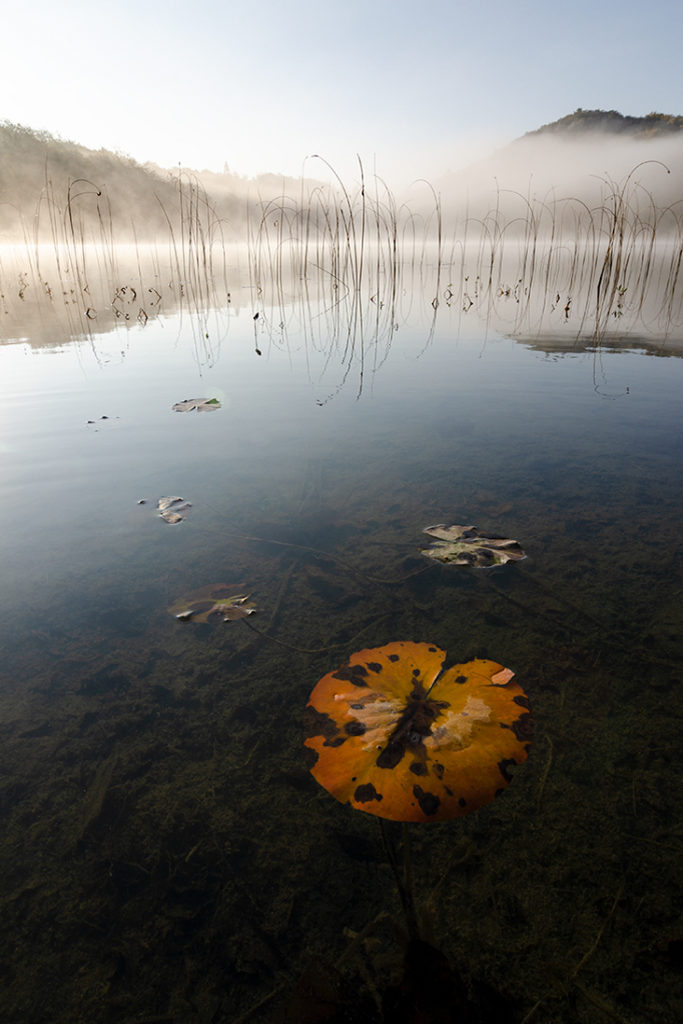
333,663 -> 369,687
388,654 -> 400,662
432,762 -> 445,779
303,746 -> 319,768
455,675 -> 467,684
409,761 -> 428,776
511,712 -> 534,742
458,797 -> 467,807
376,742 -> 405,770
498,758 -> 517,782
366,662 -> 383,673
304,705 -> 339,741
413,786 -> 441,816
345,720 -> 367,736
354,782 -> 383,804
350,702 -> 364,710
324,735 -> 347,748
500,713 -> 534,743
513,694 -> 531,709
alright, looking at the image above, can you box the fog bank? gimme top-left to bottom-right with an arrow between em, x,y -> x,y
435,133 -> 683,223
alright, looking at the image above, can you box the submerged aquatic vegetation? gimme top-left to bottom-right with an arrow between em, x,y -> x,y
168,583 -> 258,622
420,524 -> 526,567
304,641 -> 532,823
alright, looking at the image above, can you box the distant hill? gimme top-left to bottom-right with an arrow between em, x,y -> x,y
436,108 -> 683,221
0,120 -> 315,242
525,108 -> 683,139
0,121 -> 176,239
3,112 -> 683,243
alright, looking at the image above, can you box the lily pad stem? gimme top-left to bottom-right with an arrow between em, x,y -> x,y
379,820 -> 420,940
239,613 -> 393,656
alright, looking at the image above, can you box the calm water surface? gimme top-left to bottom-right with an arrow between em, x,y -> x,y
1,296 -> 682,1023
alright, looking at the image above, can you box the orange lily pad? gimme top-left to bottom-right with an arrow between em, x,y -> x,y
168,584 -> 257,623
421,524 -> 526,567
304,641 -> 532,823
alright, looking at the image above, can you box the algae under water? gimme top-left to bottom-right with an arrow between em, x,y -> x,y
0,281 -> 682,1024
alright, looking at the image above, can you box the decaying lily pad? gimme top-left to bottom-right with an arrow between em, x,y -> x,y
305,641 -> 532,822
172,398 -> 221,412
421,524 -> 526,568
157,496 -> 192,523
168,584 -> 258,623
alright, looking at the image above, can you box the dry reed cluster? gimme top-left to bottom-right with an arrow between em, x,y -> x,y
1,158 -> 681,351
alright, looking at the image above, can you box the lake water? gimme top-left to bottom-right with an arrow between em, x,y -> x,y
1,270 -> 682,1024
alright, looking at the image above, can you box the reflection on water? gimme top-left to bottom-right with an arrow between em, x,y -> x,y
3,154 -> 683,357
0,263 -> 682,1024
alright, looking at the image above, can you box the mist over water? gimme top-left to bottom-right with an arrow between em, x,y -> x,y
3,128 -> 683,354
433,132 -> 683,223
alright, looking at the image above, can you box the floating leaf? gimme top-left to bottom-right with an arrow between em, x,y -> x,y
305,641 -> 532,823
157,496 -> 183,511
421,524 -> 526,567
168,584 -> 258,623
157,496 -> 192,523
172,397 -> 221,413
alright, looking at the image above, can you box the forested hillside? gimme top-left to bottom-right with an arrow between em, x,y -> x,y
0,121 -> 307,242
527,108 -> 683,138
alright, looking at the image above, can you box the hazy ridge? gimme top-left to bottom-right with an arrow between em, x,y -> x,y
0,120 -> 314,242
437,109 -> 683,220
526,108 -> 683,138
1,109 -> 683,242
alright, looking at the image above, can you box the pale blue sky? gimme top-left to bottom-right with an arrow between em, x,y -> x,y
3,0 -> 681,185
